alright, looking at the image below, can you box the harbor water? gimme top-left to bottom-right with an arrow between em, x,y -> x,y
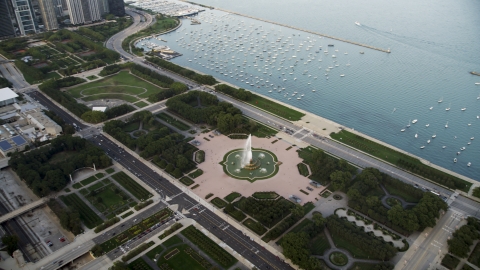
136,0 -> 480,181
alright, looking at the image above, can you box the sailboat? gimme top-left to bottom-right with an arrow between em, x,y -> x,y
415,132 -> 418,138
438,97 -> 443,103
407,120 -> 411,128
445,103 -> 451,111
445,121 -> 449,128
432,133 -> 436,138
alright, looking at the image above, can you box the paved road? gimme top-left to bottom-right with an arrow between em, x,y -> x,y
40,241 -> 96,270
399,209 -> 463,270
0,54 -> 29,89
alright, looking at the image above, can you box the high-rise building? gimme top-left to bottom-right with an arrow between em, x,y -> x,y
98,0 -> 109,15
65,0 -> 101,25
11,0 -> 38,35
108,0 -> 125,17
0,0 -> 16,39
38,0 -> 59,30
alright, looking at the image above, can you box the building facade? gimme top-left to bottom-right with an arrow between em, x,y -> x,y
66,0 -> 101,25
38,0 -> 59,30
11,0 -> 38,35
0,0 -> 16,39
108,0 -> 125,16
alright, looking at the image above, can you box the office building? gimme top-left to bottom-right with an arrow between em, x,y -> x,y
11,0 -> 38,35
99,0 -> 109,15
66,0 -> 101,25
0,0 -> 16,39
108,0 -> 125,16
38,0 -> 59,30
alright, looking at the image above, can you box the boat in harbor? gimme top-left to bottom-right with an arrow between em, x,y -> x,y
412,119 -> 418,124
454,158 -> 457,163
355,21 -> 361,26
445,121 -> 449,128
461,107 -> 466,111
467,162 -> 471,167
420,146 -> 425,149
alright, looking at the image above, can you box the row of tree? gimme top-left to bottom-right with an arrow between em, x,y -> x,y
47,199 -> 83,235
39,78 -> 90,117
327,215 -> 398,260
235,197 -> 294,228
130,63 -> 174,88
146,56 -> 217,85
81,104 -> 135,124
214,84 -> 254,101
9,136 -> 111,197
447,217 -> 480,258
397,158 -> 468,190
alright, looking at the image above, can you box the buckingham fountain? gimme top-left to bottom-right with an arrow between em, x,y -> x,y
221,134 -> 279,181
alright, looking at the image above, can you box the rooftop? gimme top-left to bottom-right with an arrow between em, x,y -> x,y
0,88 -> 18,102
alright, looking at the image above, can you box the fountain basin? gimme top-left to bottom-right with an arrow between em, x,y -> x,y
221,148 -> 279,181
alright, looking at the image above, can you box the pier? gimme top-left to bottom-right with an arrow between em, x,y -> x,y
179,0 -> 391,53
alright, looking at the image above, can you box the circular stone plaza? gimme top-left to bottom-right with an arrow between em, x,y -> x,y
190,133 -> 325,202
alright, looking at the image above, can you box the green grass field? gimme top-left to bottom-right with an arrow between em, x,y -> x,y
331,130 -> 471,192
224,192 -> 241,203
330,230 -> 371,259
68,71 -> 164,101
188,169 -> 203,179
245,95 -> 304,121
80,175 -> 97,186
156,244 -> 208,270
134,101 -> 149,108
129,258 -> 153,270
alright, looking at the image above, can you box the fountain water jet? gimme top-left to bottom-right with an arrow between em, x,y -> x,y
241,134 -> 253,168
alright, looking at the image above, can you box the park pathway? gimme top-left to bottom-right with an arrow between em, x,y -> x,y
335,209 -> 405,248
315,228 -> 381,269
380,185 -> 417,210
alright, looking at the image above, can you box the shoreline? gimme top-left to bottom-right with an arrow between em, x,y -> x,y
151,19 -> 480,190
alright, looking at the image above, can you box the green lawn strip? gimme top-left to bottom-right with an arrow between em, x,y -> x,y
442,254 -> 460,269
81,175 -> 98,186
159,223 -> 183,240
179,176 -> 194,186
349,262 -> 391,270
303,202 -> 316,215
87,182 -> 104,192
105,168 -> 115,174
244,116 -> 278,138
64,188 -> 71,193
247,95 -> 304,121
68,71 -> 163,98
86,75 -> 98,80
188,169 -> 203,179
95,173 -> 104,179
128,257 -> 154,270
243,218 -> 267,235
320,191 -> 332,198
224,192 -> 241,203
211,197 -> 227,209
121,211 -> 134,219
99,208 -> 173,253
468,242 -> 480,267
163,235 -> 183,248
146,244 -> 165,260
79,188 -> 89,196
72,183 -> 83,189
224,207 -> 246,222
461,263 -> 475,270
329,230 -> 371,259
81,93 -> 139,103
60,193 -> 103,228
111,172 -> 152,200
134,101 -> 149,108
310,231 -> 331,255
122,120 -> 141,132
297,163 -> 309,176
330,130 -> 471,192
156,244 -> 209,270
181,225 -> 237,268
156,112 -> 191,131
252,192 -> 279,200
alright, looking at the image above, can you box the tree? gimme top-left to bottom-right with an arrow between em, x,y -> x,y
81,111 -> 107,124
312,212 -> 326,227
330,170 -> 351,191
175,155 -> 189,171
291,204 -> 304,218
91,244 -> 103,257
1,235 -> 19,255
165,163 -> 174,173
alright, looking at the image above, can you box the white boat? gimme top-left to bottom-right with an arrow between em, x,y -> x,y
432,133 -> 436,138
445,121 -> 449,128
454,158 -> 457,163
460,147 -> 466,151
355,21 -> 361,26
420,146 -> 425,149
467,162 -> 471,167
429,107 -> 433,110
442,146 -> 446,149
461,107 -> 466,111
412,119 -> 418,124
471,137 -> 475,140
407,120 -> 411,128
401,129 -> 405,132
426,124 -> 430,127
475,83 -> 480,85
312,89 -> 316,92
427,140 -> 431,144
415,133 -> 418,138
438,97 -> 443,103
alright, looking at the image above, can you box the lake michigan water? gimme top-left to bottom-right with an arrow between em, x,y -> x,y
138,0 -> 480,181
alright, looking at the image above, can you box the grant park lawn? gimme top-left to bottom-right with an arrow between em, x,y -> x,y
67,71 -> 164,102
